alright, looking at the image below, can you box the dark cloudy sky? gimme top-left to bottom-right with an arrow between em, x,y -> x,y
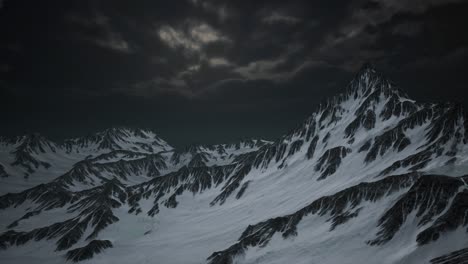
1,0 -> 467,147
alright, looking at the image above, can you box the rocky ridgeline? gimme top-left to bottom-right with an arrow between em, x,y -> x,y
207,174 -> 468,263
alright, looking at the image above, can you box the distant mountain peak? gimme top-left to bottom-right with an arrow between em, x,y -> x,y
19,133 -> 56,153
345,63 -> 410,102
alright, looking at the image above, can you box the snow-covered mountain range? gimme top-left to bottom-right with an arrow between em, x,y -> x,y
1,64 -> 468,264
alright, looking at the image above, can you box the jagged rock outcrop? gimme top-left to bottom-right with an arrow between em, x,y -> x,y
62,127 -> 172,153
127,165 -> 237,216
10,134 -> 55,175
368,175 -> 468,245
345,109 -> 377,138
315,146 -> 351,180
66,240 -> 113,262
207,173 -> 419,264
207,174 -> 468,264
188,153 -> 210,168
364,127 -> 411,163
306,135 -> 319,159
0,164 -> 8,178
380,95 -> 418,121
416,188 -> 468,245
430,247 -> 468,264
57,153 -> 168,187
169,139 -> 270,167
0,178 -> 124,253
0,182 -> 77,210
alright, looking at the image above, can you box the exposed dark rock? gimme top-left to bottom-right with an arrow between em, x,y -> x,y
188,153 -> 210,168
66,240 -> 113,262
99,128 -> 145,150
445,157 -> 457,165
348,65 -> 409,119
236,181 -> 250,199
379,148 -> 434,176
330,208 -> 362,231
126,165 -> 237,215
0,218 -> 85,251
430,247 -> 468,264
287,140 -> 304,157
397,105 -> 434,130
275,142 -> 288,163
345,118 -> 361,139
7,210 -> 41,228
362,110 -> 377,129
211,164 -> 252,206
305,120 -> 316,142
58,153 -> 167,187
380,95 -> 418,121
164,192 -> 179,208
223,139 -> 270,152
18,133 -> 56,154
247,144 -> 279,169
355,89 -> 381,117
365,127 -> 410,163
0,164 -> 8,178
207,173 -> 418,264
88,150 -> 146,163
425,103 -> 465,147
375,105 -> 467,176
416,189 -> 468,245
306,136 -> 319,159
169,150 -> 185,164
63,127 -> 169,152
10,134 -> 54,173
361,102 -> 466,168
315,147 -> 351,180
319,103 -> 343,126
1,152 -> 167,209
169,139 -> 270,167
216,145 -> 227,155
0,135 -> 23,146
368,175 -> 466,245
359,140 -> 372,152
345,109 -> 376,138
380,95 -> 399,121
0,178 -> 124,251
0,182 -> 78,210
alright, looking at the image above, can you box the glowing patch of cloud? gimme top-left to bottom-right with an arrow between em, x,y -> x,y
262,12 -> 300,25
209,57 -> 231,67
157,23 -> 228,53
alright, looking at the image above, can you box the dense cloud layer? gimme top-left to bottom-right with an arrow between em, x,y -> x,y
1,0 -> 467,146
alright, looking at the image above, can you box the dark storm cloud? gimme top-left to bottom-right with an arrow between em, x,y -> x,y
1,0 -> 467,146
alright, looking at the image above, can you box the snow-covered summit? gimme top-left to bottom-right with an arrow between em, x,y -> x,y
62,127 -> 173,153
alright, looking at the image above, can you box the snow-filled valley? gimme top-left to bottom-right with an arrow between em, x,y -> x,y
1,64 -> 468,264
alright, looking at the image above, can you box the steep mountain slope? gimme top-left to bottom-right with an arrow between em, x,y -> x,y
0,128 -> 267,195
0,64 -> 467,264
0,128 -> 173,194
